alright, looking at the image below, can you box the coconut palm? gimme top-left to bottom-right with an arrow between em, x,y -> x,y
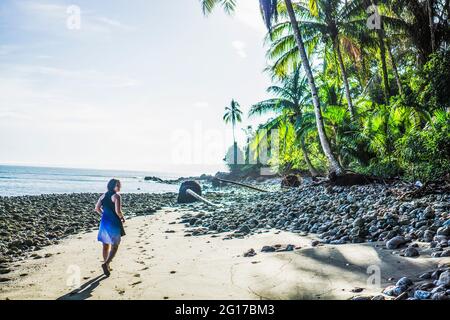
266,0 -> 362,119
382,0 -> 450,65
223,99 -> 243,165
200,0 -> 344,174
249,68 -> 319,176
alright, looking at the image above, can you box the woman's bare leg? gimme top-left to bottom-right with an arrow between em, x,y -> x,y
105,244 -> 119,266
102,244 -> 110,262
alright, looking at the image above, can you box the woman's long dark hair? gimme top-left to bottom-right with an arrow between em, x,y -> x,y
107,179 -> 120,193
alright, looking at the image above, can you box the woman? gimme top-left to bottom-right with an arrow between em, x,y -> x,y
95,179 -> 126,276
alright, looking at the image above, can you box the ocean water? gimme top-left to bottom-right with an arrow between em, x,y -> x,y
0,165 -> 180,197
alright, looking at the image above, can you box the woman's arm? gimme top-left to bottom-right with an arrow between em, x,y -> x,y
114,194 -> 125,222
95,195 -> 104,215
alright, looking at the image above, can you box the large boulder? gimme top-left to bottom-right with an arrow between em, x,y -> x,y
177,180 -> 202,204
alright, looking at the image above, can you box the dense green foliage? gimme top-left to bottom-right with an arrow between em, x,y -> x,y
202,0 -> 450,181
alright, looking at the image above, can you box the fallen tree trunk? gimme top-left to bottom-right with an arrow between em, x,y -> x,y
328,172 -> 377,186
214,178 -> 268,192
186,189 -> 220,207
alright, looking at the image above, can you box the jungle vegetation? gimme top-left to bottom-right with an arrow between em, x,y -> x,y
202,0 -> 450,182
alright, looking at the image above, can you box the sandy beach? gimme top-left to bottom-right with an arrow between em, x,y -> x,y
1,207 -> 448,300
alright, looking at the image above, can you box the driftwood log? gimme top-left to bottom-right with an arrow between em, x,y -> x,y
328,172 -> 378,186
213,178 -> 268,192
185,189 -> 220,207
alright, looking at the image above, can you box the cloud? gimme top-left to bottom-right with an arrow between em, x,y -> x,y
18,2 -> 65,17
3,64 -> 140,88
232,40 -> 247,58
93,16 -> 134,31
16,0 -> 135,34
0,45 -> 21,56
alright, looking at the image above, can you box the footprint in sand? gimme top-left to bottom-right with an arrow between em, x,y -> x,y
170,271 -> 176,274
134,274 -> 141,278
131,281 -> 142,286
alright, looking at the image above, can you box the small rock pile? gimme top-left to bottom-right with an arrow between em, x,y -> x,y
370,265 -> 450,300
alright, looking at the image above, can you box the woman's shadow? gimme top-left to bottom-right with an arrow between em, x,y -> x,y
57,274 -> 108,300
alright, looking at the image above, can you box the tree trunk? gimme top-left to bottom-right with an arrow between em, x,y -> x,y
360,47 -> 368,88
333,37 -> 355,120
427,0 -> 436,52
377,29 -> 390,103
300,137 -> 319,177
284,0 -> 343,175
232,123 -> 237,165
447,0 -> 450,20
386,40 -> 403,96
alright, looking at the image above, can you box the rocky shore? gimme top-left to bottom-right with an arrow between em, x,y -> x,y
1,179 -> 449,299
180,183 -> 449,250
0,193 -> 176,264
177,181 -> 450,299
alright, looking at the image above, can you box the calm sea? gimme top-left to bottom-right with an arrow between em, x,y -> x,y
0,165 -> 180,197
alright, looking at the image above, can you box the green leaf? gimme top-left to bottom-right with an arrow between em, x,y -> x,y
308,0 -> 319,17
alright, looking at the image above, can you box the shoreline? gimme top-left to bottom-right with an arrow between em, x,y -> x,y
0,192 -> 177,263
1,180 -> 449,299
1,208 -> 448,300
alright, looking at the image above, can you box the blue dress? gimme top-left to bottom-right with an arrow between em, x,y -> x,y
97,191 -> 123,245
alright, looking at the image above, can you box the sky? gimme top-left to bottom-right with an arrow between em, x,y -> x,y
0,0 -> 275,176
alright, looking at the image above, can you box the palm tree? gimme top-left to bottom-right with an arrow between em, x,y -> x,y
223,99 -> 243,165
281,0 -> 343,175
249,68 -> 319,176
287,0 -> 358,119
200,0 -> 344,174
372,0 -> 391,102
427,0 -> 436,52
383,0 -> 450,65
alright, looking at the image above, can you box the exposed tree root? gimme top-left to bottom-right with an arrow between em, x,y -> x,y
396,176 -> 450,200
298,171 -> 399,191
328,172 -> 377,186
